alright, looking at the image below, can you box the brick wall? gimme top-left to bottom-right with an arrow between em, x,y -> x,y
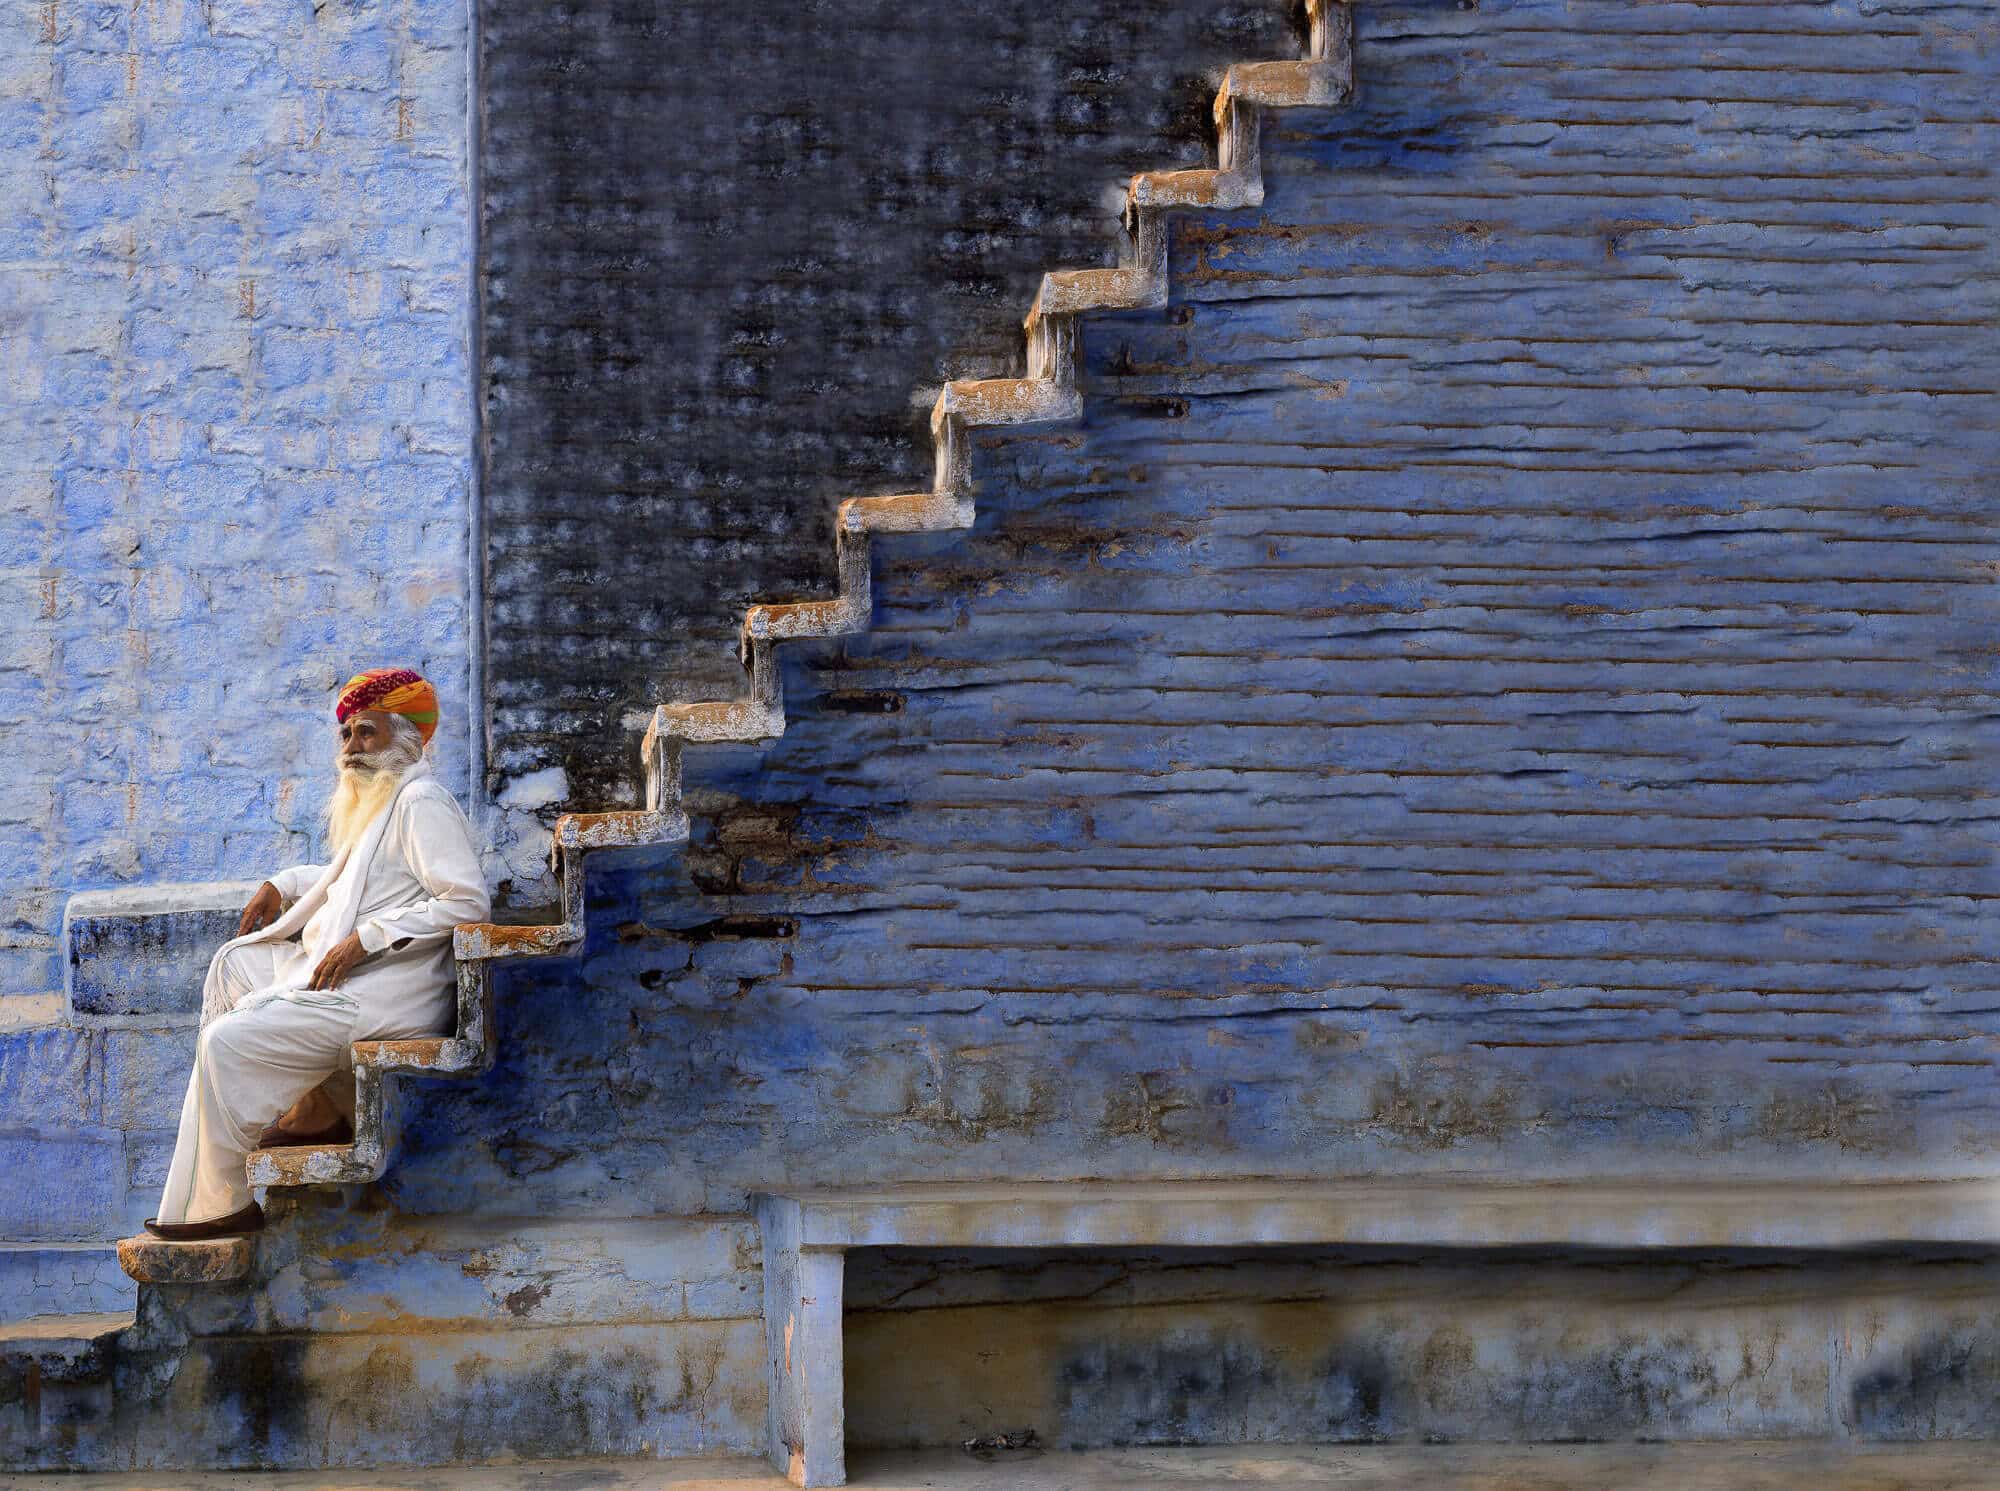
0,0 -> 475,1003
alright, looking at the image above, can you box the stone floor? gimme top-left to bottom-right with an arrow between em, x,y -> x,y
11,1445 -> 2000,1490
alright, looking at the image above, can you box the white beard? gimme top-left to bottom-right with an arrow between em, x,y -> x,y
324,756 -> 412,856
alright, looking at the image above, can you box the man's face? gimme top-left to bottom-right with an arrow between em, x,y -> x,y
338,709 -> 397,766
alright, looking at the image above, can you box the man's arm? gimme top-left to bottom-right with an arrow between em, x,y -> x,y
267,864 -> 329,903
239,861 -> 329,935
353,791 -> 492,954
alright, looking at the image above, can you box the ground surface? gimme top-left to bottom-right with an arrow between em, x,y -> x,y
10,1445 -> 2000,1490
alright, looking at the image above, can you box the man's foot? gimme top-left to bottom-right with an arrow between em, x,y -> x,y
255,1113 -> 354,1149
143,1202 -> 265,1241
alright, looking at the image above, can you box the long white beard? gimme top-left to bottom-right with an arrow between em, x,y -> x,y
324,752 -> 416,856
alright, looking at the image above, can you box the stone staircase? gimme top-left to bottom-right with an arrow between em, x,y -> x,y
108,0 -> 1354,1289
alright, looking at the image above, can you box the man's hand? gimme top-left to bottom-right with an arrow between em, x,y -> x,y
238,881 -> 284,937
308,932 -> 369,991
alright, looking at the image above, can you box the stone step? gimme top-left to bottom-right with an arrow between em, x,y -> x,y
742,591 -> 869,644
1217,56 -> 1352,111
453,918 -> 577,961
1126,164 -> 1260,211
0,1310 -> 133,1387
353,1035 -> 484,1077
115,1232 -> 251,1285
929,376 -> 1082,432
838,492 -> 974,535
1028,266 -> 1163,322
650,695 -> 787,745
553,808 -> 688,859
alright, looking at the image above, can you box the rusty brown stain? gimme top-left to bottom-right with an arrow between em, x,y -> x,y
354,1039 -> 448,1065
563,809 -> 658,837
464,922 -> 565,951
503,1281 -> 551,1318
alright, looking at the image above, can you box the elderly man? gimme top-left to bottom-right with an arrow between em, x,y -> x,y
144,669 -> 491,1242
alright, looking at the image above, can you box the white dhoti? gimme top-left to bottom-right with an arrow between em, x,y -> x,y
158,943 -> 364,1225
154,760 -> 490,1226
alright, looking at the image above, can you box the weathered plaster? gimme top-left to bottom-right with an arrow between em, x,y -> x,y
11,0 -> 2000,1473
0,0 -> 477,1003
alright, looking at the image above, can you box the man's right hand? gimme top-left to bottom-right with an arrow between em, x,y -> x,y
238,882 -> 284,937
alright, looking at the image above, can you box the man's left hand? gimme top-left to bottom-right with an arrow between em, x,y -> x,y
308,932 -> 369,990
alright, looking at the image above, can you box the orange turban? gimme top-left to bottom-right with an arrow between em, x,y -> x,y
335,668 -> 439,746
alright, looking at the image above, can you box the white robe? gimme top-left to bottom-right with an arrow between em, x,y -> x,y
156,761 -> 491,1225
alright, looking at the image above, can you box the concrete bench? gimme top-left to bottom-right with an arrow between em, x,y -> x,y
751,1177 -> 2000,1486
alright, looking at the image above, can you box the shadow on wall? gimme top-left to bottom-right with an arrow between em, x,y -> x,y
842,1246 -> 2000,1449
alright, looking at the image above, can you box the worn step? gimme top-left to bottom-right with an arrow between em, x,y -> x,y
650,695 -> 786,745
114,1235 -> 251,1286
453,917 -> 577,961
1128,166 -> 1260,211
930,377 -> 1082,431
352,1035 -> 484,1077
839,492 -> 974,534
1029,266 -> 1163,321
553,808 -> 688,858
246,1140 -> 377,1188
743,592 -> 869,643
1217,57 -> 1352,112
0,1311 -> 132,1387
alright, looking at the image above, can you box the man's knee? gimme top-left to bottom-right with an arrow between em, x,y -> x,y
196,1010 -> 237,1064
210,942 -> 258,985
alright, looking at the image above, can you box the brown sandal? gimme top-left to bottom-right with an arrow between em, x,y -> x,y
143,1201 -> 265,1241
255,1114 -> 354,1150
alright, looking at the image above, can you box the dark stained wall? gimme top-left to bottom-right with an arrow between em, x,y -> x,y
480,0 -> 1301,806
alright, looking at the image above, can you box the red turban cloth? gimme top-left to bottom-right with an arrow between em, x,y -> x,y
335,668 -> 439,746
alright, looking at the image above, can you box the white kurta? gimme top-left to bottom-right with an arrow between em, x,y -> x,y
156,761 -> 490,1225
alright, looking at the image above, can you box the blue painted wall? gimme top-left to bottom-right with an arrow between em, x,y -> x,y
427,0 -> 2000,1209
103,0 -> 1989,1466
11,0 -> 2000,1469
0,0 -> 475,1005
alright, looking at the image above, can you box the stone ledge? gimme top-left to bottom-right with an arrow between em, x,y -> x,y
0,1310 -> 133,1377
759,1177 -> 2000,1252
16,1445 -> 2000,1490
65,882 -> 263,1023
115,1234 -> 253,1285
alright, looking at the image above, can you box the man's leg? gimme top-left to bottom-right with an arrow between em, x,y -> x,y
200,941 -> 295,1025
204,942 -> 349,1137
154,992 -> 357,1226
267,1060 -> 355,1136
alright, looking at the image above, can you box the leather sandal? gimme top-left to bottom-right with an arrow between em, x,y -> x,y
143,1201 -> 265,1241
255,1114 -> 354,1150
